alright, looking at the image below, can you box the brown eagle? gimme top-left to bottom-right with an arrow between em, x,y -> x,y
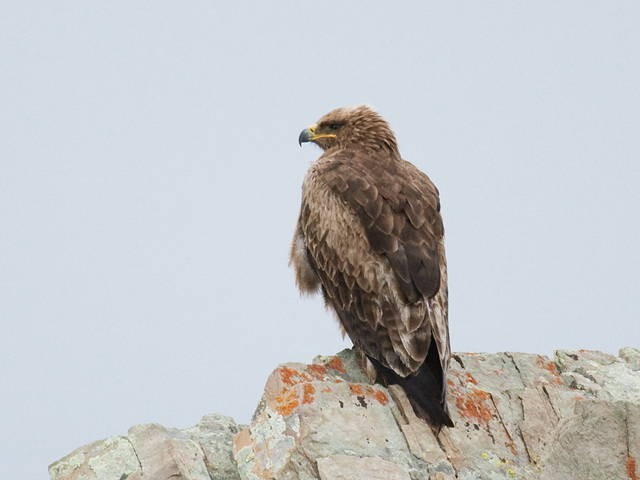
290,105 -> 453,428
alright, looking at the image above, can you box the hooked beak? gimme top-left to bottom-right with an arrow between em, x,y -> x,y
298,124 -> 336,147
298,127 -> 313,146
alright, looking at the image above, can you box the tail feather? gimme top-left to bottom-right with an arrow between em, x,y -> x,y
368,341 -> 453,429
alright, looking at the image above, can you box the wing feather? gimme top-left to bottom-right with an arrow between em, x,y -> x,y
319,153 -> 443,305
294,150 -> 449,383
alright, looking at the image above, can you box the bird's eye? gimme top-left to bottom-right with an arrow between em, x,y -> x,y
327,123 -> 341,131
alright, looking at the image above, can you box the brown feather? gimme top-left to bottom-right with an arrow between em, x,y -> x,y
290,105 -> 452,428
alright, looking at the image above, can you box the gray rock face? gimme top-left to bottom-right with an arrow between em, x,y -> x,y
50,347 -> 640,480
49,414 -> 242,480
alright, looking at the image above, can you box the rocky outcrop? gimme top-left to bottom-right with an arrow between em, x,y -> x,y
50,347 -> 640,480
48,414 -> 243,480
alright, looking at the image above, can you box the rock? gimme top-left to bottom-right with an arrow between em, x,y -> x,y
126,423 -> 210,480
232,354 -> 429,480
556,348 -> 640,403
620,347 -> 640,371
185,414 -> 243,480
48,436 -> 140,480
539,400 -> 639,480
317,454 -> 411,480
50,347 -> 640,480
49,414 -> 242,480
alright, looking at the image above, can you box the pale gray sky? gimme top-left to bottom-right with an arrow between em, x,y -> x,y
1,1 -> 639,478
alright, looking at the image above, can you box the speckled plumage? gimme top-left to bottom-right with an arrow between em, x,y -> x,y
290,106 -> 453,427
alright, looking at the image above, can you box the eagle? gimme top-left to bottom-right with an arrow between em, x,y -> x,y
290,105 -> 453,428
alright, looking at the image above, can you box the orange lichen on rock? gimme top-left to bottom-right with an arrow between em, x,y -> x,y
274,360 -> 388,416
454,388 -> 493,424
373,389 -> 389,405
628,456 -> 638,480
349,384 -> 365,395
274,388 -> 300,416
326,356 -> 346,373
273,363 -> 340,415
465,372 -> 478,385
348,383 -> 389,406
307,364 -> 327,379
302,384 -> 316,404
279,366 -> 312,386
274,387 -> 297,404
449,370 -> 479,386
536,357 -> 563,385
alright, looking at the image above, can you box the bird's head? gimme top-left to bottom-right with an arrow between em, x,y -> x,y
298,105 -> 398,154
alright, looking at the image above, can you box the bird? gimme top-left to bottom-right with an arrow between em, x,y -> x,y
290,105 -> 453,428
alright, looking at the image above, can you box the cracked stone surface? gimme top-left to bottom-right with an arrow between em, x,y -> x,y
50,347 -> 640,480
49,414 -> 243,480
